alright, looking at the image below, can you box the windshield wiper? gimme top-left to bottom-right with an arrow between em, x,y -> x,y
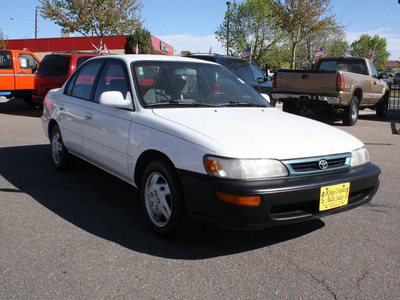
219,101 -> 266,107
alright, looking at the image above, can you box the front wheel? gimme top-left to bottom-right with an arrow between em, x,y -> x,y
140,159 -> 186,237
376,94 -> 388,118
343,96 -> 359,126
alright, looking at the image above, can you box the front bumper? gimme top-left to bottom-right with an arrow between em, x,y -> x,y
179,162 -> 380,230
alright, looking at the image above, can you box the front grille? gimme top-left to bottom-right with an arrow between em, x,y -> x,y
283,154 -> 351,176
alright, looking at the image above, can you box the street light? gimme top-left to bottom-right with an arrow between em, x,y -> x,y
226,1 -> 231,56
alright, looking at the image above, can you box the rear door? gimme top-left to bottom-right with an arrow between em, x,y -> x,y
60,60 -> 103,156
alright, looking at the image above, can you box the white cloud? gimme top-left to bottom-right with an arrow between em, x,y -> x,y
158,34 -> 225,55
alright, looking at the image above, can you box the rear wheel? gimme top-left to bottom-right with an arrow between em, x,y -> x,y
343,96 -> 359,126
50,125 -> 71,170
141,159 -> 186,237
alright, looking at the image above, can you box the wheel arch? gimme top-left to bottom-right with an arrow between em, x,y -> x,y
353,88 -> 363,103
134,150 -> 177,189
48,119 -> 59,140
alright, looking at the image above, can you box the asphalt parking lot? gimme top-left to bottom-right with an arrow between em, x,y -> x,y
1,97 -> 399,299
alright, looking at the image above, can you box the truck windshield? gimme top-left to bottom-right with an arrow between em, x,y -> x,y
315,59 -> 368,75
132,61 -> 270,108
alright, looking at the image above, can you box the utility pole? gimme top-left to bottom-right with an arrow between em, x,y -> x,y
35,6 -> 39,39
226,2 -> 231,56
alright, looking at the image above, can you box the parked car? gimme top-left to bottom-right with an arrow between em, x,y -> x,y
41,55 -> 380,237
0,49 -> 40,105
185,54 -> 273,104
272,57 -> 389,125
393,72 -> 400,84
32,51 -> 101,105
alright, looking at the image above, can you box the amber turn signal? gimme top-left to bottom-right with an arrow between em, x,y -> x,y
216,192 -> 261,206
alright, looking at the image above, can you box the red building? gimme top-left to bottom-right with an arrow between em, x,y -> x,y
5,35 -> 174,59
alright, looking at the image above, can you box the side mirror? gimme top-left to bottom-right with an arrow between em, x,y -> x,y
99,91 -> 133,110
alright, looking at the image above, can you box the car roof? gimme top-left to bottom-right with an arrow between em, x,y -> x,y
89,54 -> 219,65
48,51 -> 102,57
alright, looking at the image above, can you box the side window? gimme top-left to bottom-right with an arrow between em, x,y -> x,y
0,52 -> 12,68
250,63 -> 265,81
76,56 -> 95,69
369,61 -> 379,78
94,61 -> 129,103
18,54 -> 39,70
65,61 -> 102,100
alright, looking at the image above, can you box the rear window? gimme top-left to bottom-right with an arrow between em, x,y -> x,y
315,59 -> 368,75
0,51 -> 11,68
37,55 -> 71,76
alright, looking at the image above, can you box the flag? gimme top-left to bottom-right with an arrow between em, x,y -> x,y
241,47 -> 252,59
316,47 -> 324,58
368,46 -> 376,59
133,44 -> 139,54
104,44 -> 111,54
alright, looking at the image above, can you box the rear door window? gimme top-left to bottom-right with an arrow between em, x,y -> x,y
0,51 -> 12,68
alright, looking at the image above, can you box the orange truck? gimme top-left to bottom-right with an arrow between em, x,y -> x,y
0,49 -> 40,105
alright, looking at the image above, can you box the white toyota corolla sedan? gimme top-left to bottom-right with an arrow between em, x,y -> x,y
41,55 -> 380,237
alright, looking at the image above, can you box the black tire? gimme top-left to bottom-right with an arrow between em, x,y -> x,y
282,102 -> 299,114
376,94 -> 388,118
140,159 -> 187,238
50,125 -> 71,170
23,96 -> 35,106
343,96 -> 359,126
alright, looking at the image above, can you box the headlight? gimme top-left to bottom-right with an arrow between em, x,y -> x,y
204,155 -> 288,180
351,147 -> 370,167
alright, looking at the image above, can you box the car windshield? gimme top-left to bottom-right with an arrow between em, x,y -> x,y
132,61 -> 269,108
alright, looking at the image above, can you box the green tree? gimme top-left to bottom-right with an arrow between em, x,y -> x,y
271,0 -> 339,69
0,29 -> 7,49
215,0 -> 283,66
39,0 -> 144,53
298,28 -> 349,69
350,34 -> 389,71
124,27 -> 154,54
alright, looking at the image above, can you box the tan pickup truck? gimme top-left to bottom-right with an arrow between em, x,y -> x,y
272,57 -> 389,125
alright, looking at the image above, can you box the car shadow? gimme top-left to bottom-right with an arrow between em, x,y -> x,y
0,144 -> 325,259
0,98 -> 42,118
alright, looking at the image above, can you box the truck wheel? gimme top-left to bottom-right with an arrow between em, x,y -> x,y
23,96 -> 35,106
141,159 -> 187,238
283,102 -> 299,114
343,96 -> 359,126
376,94 -> 388,118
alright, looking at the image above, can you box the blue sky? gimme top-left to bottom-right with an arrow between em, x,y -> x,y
1,0 -> 399,60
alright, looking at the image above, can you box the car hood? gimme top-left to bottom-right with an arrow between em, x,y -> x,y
152,107 -> 364,159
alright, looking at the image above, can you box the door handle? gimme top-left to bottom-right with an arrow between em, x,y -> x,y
85,113 -> 93,120
59,105 -> 64,111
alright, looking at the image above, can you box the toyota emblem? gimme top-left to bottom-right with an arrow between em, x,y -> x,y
319,159 -> 328,170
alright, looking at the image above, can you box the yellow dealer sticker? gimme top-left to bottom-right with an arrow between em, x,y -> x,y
319,183 -> 350,211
